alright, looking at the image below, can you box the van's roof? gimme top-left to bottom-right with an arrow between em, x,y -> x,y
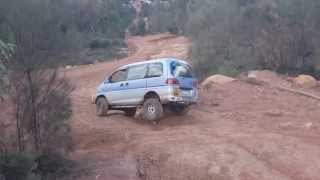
121,58 -> 189,69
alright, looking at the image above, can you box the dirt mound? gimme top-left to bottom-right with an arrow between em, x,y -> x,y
293,74 -> 318,88
136,141 -> 291,180
201,74 -> 235,88
134,80 -> 320,180
246,70 -> 291,87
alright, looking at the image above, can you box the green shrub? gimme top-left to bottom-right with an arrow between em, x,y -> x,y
167,26 -> 179,34
89,38 -> 125,49
147,0 -> 320,79
137,19 -> 147,35
89,38 -> 113,49
0,152 -> 34,180
34,153 -> 73,179
130,19 -> 147,36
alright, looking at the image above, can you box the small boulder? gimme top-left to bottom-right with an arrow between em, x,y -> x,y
65,65 -> 73,69
293,75 -> 318,88
304,122 -> 313,129
201,74 -> 235,88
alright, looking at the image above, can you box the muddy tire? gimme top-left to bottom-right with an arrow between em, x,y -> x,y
143,98 -> 163,123
96,97 -> 109,116
124,108 -> 137,117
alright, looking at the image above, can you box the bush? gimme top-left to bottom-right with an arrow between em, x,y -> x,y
140,2 -> 150,17
89,38 -> 126,49
137,19 -> 147,35
147,0 -> 320,78
167,26 -> 179,34
129,19 -> 147,36
34,153 -> 73,179
0,152 -> 34,180
89,38 -> 113,49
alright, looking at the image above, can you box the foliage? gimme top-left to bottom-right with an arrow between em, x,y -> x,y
89,38 -> 125,49
0,40 -> 15,61
34,153 -> 74,179
0,0 -> 135,65
129,18 -> 147,36
0,152 -> 34,180
0,0 -> 135,179
137,19 -> 147,35
146,0 -> 320,79
0,0 -> 75,155
10,69 -> 74,154
0,40 -> 15,97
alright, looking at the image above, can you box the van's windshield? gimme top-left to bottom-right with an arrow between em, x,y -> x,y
171,62 -> 193,78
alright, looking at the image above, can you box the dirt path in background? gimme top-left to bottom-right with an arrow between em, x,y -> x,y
66,34 -> 320,180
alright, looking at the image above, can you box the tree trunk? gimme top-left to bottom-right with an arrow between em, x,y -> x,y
26,70 -> 40,153
16,102 -> 24,152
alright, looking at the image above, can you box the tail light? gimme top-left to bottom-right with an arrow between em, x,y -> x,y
166,78 -> 179,85
167,78 -> 180,96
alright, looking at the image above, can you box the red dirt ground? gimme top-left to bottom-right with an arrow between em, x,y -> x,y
1,33 -> 320,180
64,34 -> 320,180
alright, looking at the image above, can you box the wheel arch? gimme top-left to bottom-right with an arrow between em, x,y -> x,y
95,95 -> 107,104
143,91 -> 161,102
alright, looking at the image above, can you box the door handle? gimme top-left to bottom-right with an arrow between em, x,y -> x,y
120,83 -> 124,87
125,82 -> 129,86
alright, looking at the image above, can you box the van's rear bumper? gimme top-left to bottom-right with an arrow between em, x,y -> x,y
162,90 -> 198,106
166,96 -> 197,105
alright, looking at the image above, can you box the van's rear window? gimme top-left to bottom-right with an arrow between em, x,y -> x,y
171,62 -> 193,78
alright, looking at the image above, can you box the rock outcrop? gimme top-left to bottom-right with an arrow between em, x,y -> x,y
201,75 -> 235,88
293,75 -> 318,88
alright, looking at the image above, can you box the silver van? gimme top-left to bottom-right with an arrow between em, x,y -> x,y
93,58 -> 198,122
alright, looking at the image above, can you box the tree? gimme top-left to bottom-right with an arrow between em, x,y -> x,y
0,40 -> 15,100
0,0 -> 74,155
147,0 -> 320,78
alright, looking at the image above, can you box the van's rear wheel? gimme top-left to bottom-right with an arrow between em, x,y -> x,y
143,98 -> 163,123
96,97 -> 109,116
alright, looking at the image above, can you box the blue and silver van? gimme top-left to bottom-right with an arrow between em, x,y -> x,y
93,58 -> 198,122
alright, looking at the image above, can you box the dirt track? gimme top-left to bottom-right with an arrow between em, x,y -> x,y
66,34 -> 320,180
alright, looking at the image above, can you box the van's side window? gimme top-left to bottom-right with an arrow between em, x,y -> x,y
110,69 -> 127,83
127,64 -> 148,80
147,63 -> 163,78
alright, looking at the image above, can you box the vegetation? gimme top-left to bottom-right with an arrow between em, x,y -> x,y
34,153 -> 74,180
0,40 -> 14,99
0,152 -> 33,180
0,0 -> 135,65
144,0 -> 320,79
0,0 -> 135,179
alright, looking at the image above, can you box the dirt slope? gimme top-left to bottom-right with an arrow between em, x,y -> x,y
66,34 -> 320,180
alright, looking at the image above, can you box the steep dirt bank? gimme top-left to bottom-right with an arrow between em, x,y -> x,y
67,34 -> 320,180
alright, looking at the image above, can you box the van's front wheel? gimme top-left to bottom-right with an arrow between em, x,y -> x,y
96,97 -> 109,116
143,98 -> 163,123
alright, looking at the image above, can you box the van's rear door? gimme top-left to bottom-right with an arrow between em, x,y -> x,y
171,62 -> 194,90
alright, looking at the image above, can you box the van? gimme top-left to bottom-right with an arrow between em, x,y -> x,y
93,58 -> 198,122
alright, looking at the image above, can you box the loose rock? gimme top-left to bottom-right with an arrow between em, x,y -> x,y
293,75 -> 318,88
201,75 -> 235,88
